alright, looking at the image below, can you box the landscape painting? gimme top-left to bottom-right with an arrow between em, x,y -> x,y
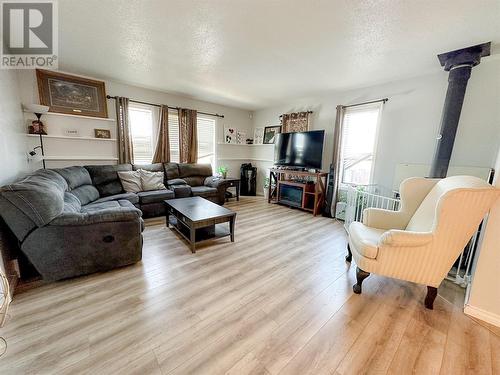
36,69 -> 108,118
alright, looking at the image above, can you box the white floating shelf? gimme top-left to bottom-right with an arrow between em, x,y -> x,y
26,134 -> 117,141
23,110 -> 115,122
217,157 -> 274,162
217,143 -> 274,146
43,156 -> 118,161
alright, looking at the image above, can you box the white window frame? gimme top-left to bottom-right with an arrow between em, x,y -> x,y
128,102 -> 159,165
196,114 -> 217,168
339,102 -> 384,186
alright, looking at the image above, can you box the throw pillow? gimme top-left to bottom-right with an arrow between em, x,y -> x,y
140,169 -> 166,191
117,171 -> 142,193
167,178 -> 188,187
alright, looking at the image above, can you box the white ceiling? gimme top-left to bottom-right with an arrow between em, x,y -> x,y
58,0 -> 500,110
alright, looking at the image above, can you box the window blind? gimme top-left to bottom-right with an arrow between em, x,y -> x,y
129,105 -> 154,164
197,116 -> 215,166
168,110 -> 180,163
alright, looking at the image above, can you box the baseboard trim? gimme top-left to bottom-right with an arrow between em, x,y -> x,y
464,304 -> 500,328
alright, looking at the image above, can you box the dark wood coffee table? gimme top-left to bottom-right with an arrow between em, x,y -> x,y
164,197 -> 236,253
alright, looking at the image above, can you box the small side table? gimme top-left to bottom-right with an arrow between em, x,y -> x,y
224,178 -> 241,201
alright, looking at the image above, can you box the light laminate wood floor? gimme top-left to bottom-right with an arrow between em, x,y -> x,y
0,197 -> 498,374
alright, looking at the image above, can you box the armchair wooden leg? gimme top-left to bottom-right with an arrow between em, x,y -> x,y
425,286 -> 438,310
346,243 -> 352,262
353,267 -> 370,294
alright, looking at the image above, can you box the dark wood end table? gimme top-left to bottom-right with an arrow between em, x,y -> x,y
223,178 -> 241,201
164,197 -> 236,253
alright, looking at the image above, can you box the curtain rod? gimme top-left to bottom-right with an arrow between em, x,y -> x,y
340,98 -> 388,109
279,110 -> 313,119
106,95 -> 225,118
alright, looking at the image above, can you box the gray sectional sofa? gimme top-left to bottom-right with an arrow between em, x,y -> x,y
0,162 -> 228,281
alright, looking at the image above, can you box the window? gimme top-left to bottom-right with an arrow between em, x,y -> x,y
166,112 -> 216,166
197,116 -> 216,167
129,106 -> 215,166
340,103 -> 382,185
168,110 -> 180,163
129,104 -> 156,164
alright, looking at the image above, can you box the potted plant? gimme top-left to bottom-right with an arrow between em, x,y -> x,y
217,166 -> 228,179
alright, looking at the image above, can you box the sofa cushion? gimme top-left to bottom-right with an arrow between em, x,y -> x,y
349,221 -> 385,260
82,199 -> 137,214
0,169 -> 67,227
140,169 -> 166,191
63,192 -> 82,213
85,164 -> 132,197
167,178 -> 188,187
118,170 -> 142,193
70,185 -> 100,205
191,186 -> 218,197
172,185 -> 192,198
137,189 -> 174,204
178,163 -> 212,178
94,192 -> 139,205
52,199 -> 142,226
164,163 -> 180,180
184,177 -> 205,187
54,166 -> 92,189
55,166 -> 99,205
133,163 -> 164,173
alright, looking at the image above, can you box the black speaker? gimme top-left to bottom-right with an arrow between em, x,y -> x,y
322,164 -> 335,217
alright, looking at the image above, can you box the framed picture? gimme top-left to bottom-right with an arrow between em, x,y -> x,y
254,127 -> 264,144
236,130 -> 246,144
224,126 -> 237,144
94,129 -> 111,139
263,125 -> 281,144
36,69 -> 108,118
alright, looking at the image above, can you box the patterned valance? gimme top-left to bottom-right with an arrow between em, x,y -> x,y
280,111 -> 311,133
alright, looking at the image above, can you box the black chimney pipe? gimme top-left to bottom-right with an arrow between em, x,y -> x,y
429,42 -> 491,178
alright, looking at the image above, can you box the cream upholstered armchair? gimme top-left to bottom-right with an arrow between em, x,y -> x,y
347,175 -> 500,309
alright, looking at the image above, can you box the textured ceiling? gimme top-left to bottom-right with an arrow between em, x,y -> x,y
58,0 -> 500,109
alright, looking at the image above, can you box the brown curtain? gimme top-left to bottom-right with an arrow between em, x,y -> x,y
115,97 -> 134,163
331,105 -> 345,216
152,105 -> 170,163
281,111 -> 311,133
179,108 -> 197,163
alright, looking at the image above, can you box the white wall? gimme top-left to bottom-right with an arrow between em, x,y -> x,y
252,58 -> 500,192
466,145 -> 500,327
0,70 -> 27,277
0,71 -> 28,185
17,70 -> 253,178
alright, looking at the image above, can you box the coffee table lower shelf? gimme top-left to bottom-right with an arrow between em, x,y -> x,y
167,216 -> 234,253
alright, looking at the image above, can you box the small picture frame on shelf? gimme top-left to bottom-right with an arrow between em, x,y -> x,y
28,119 -> 47,135
94,129 -> 111,139
236,130 -> 246,144
254,127 -> 264,144
224,126 -> 237,144
263,125 -> 281,144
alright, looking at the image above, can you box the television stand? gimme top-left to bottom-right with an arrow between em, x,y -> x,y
267,168 -> 328,216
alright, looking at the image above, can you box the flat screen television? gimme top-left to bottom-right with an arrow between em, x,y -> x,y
274,130 -> 325,169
